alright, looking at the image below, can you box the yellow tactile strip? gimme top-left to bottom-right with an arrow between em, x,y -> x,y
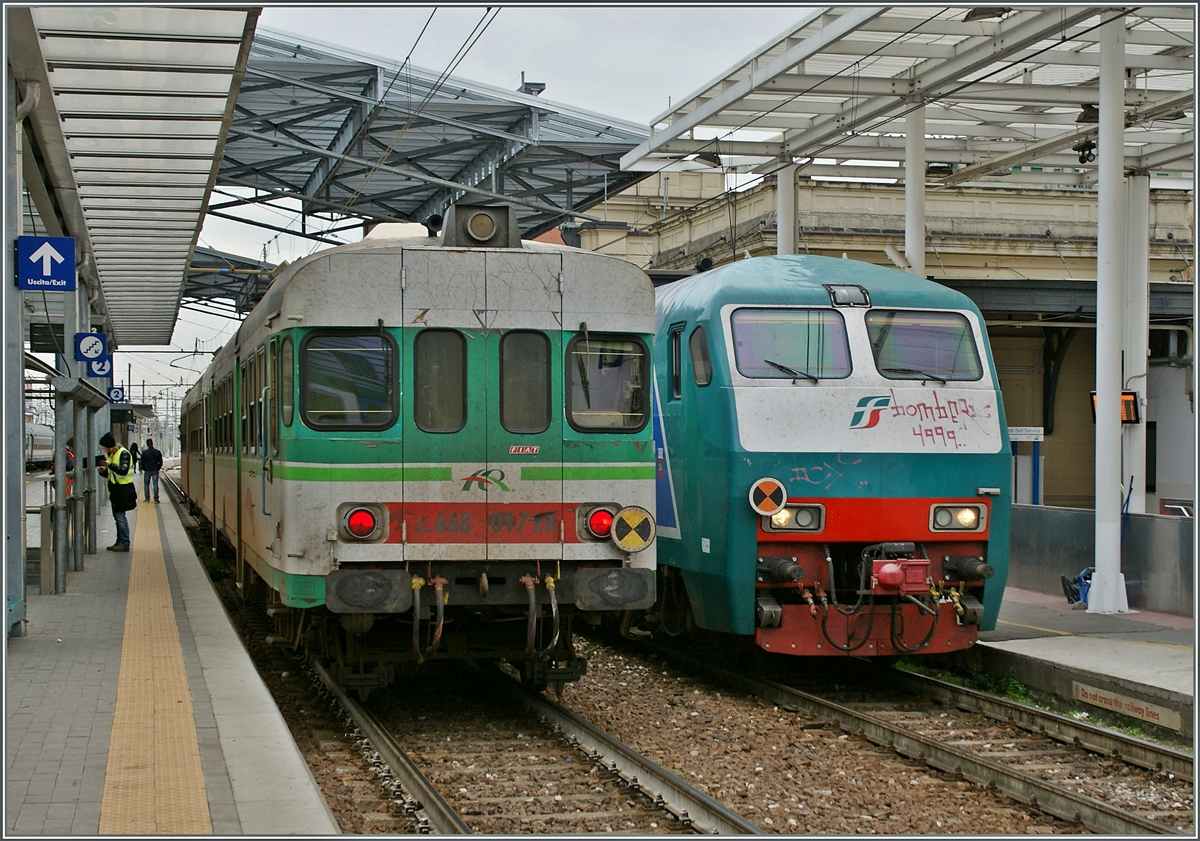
99,500 -> 212,834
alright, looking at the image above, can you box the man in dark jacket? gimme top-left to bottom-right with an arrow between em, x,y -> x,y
97,432 -> 136,550
140,438 -> 163,503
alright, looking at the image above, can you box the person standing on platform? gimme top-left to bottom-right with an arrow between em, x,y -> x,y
129,441 -> 141,473
97,432 -> 136,551
140,438 -> 163,503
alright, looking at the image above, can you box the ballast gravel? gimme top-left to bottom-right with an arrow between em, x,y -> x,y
553,638 -> 1083,835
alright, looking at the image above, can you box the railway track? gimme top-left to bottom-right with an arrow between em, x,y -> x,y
659,646 -> 1192,835
313,658 -> 762,835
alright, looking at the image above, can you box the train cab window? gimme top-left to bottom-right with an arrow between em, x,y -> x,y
414,329 -> 465,433
669,325 -> 684,399
280,337 -> 294,427
730,308 -> 851,380
866,310 -> 982,382
689,325 -> 712,386
566,333 -> 648,431
300,331 -> 398,430
500,331 -> 550,433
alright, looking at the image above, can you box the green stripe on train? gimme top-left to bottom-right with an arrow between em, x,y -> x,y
273,464 -> 452,482
523,465 -> 655,481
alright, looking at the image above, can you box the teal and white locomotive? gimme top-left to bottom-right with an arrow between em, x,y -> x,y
650,255 -> 1010,656
180,204 -> 657,695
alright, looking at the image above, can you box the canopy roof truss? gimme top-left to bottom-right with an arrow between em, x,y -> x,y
217,30 -> 650,241
622,6 -> 1193,187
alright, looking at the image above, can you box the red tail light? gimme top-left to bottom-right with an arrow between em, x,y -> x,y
345,507 -> 378,539
586,508 -> 614,538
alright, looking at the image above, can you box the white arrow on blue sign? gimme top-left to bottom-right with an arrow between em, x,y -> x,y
75,332 -> 107,362
107,387 -> 125,403
16,236 -> 76,291
87,355 -> 113,378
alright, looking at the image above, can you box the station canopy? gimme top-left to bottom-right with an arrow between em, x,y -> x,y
621,6 -> 1194,186
212,29 -> 650,248
17,12 -> 649,345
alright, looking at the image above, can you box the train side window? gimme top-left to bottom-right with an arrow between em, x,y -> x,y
280,337 -> 294,427
865,310 -> 982,382
669,324 -> 684,399
500,330 -> 550,434
414,329 -> 466,433
689,325 -> 712,386
301,331 -> 398,430
730,308 -> 852,380
565,333 -> 649,432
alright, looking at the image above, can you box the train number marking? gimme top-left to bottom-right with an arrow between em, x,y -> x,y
488,510 -> 557,534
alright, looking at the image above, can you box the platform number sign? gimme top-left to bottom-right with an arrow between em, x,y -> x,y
75,332 -> 107,362
16,236 -> 76,291
107,387 -> 125,403
87,354 -> 113,379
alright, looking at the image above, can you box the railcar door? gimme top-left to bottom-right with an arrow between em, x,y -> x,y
401,250 -> 488,561
484,252 -> 564,561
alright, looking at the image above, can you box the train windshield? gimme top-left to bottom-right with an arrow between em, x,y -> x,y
300,332 -> 397,429
730,308 -> 851,379
866,310 -> 983,382
566,334 -> 648,431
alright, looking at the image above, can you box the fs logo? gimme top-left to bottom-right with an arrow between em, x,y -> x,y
849,395 -> 892,429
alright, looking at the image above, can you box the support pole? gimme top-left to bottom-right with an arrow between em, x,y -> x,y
73,401 -> 85,570
53,393 -> 69,594
904,101 -> 926,278
1122,175 -> 1150,515
1089,12 -> 1129,614
776,161 -> 798,255
85,407 -> 97,554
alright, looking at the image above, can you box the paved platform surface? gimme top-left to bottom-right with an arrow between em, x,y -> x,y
6,491 -> 340,835
975,586 -> 1194,735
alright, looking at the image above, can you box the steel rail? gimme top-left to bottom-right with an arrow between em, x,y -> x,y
492,667 -> 765,836
682,658 -> 1185,836
311,659 -> 472,835
884,666 -> 1194,783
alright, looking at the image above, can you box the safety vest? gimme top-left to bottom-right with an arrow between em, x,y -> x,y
108,446 -> 135,486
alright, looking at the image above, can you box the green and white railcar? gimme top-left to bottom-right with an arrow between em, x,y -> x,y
181,204 -> 656,694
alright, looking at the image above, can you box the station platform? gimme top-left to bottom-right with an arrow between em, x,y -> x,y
5,487 -> 339,835
971,586 -> 1195,738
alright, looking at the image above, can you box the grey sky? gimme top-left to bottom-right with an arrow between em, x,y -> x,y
125,4 -> 810,409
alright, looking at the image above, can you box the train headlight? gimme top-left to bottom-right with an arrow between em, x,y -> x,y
763,504 -> 824,532
343,507 -> 379,539
465,210 -> 497,242
930,504 -> 985,532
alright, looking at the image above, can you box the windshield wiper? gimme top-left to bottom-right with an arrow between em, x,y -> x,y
764,359 -> 818,382
881,367 -> 947,384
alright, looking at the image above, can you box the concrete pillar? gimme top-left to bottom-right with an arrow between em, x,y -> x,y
1089,12 -> 1129,614
776,162 -> 798,255
904,102 -> 926,278
1122,175 -> 1150,515
6,70 -> 28,630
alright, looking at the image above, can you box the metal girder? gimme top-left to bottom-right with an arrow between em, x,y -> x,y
217,30 -> 649,238
620,7 -> 1192,191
